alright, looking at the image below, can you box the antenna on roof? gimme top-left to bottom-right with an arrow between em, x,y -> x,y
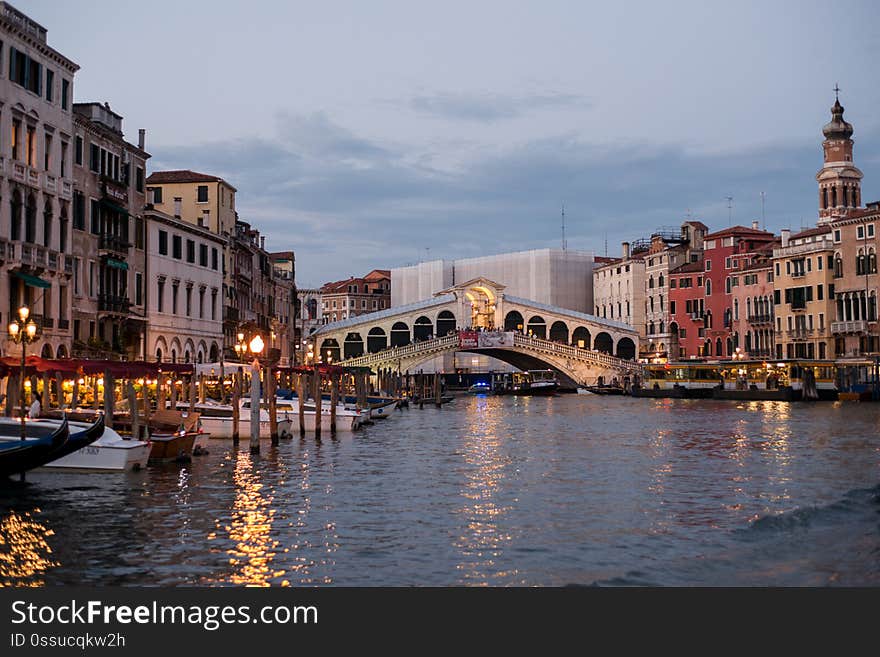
760,191 -> 766,231
561,202 -> 567,251
604,231 -> 608,257
726,196 -> 734,226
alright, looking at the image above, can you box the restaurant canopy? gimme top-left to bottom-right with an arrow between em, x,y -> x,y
11,270 -> 50,288
0,357 -> 195,378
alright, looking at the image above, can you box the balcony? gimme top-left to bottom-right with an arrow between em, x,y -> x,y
98,234 -> 131,254
60,180 -> 72,199
791,270 -> 806,278
48,250 -> 60,271
44,174 -> 57,194
747,314 -> 773,324
12,161 -> 25,182
27,168 -> 39,187
786,328 -> 814,340
831,320 -> 868,334
98,294 -> 132,314
63,257 -> 73,275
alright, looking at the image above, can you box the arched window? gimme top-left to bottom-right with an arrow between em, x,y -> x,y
869,248 -> 877,274
856,249 -> 866,275
658,274 -> 665,288
733,299 -> 739,321
831,187 -> 837,207
834,254 -> 843,278
649,276 -> 654,289
659,321 -> 665,334
706,280 -> 712,296
649,321 -> 655,335
746,297 -> 752,318
822,187 -> 828,209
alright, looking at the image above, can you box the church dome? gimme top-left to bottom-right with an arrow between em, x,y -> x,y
823,98 -> 853,140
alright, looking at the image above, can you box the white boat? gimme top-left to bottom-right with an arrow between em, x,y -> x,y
576,387 -> 592,395
273,398 -> 363,433
38,420 -> 150,472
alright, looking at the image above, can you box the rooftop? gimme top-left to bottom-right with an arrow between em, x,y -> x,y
146,170 -> 237,192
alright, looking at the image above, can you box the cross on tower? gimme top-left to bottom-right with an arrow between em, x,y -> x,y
834,83 -> 841,101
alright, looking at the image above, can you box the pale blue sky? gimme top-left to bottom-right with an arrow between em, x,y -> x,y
20,0 -> 880,286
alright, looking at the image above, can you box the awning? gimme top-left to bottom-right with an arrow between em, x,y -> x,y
12,271 -> 51,289
100,198 -> 130,216
105,258 -> 129,270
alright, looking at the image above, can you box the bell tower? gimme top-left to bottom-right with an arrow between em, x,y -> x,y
816,86 -> 863,224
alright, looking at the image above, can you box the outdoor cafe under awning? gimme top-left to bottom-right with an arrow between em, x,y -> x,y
12,270 -> 50,288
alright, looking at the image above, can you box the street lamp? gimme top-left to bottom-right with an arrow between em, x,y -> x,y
8,305 -> 39,482
234,329 -> 264,453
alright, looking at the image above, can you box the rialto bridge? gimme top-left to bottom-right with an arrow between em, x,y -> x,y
311,278 -> 643,386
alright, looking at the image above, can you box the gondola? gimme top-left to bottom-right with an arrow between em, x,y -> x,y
0,418 -> 70,479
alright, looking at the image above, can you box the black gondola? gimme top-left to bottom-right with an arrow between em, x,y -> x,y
0,418 -> 70,479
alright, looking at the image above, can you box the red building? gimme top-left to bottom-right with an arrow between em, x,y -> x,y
669,224 -> 776,358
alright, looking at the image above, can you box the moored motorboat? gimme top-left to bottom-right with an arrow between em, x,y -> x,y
494,370 -> 559,396
41,421 -> 150,472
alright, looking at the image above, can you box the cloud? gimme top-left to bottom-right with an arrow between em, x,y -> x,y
408,91 -> 589,122
149,111 -> 880,287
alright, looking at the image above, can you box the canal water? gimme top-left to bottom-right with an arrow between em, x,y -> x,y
2,395 -> 879,586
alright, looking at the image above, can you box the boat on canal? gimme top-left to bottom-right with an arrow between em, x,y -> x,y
632,360 -> 842,401
40,420 -> 150,472
0,418 -> 70,479
494,370 -> 559,396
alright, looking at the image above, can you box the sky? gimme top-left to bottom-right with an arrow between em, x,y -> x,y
20,0 -> 880,287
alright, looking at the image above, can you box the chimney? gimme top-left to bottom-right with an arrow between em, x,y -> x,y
622,242 -> 630,259
261,236 -> 266,250
138,129 -> 145,150
781,228 -> 790,248
752,220 -> 759,230
173,197 -> 182,219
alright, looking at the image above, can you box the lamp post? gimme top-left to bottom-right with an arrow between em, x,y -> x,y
8,305 -> 39,482
235,330 -> 264,454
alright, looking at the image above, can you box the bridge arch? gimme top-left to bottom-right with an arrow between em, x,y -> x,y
504,310 -> 524,332
616,337 -> 636,360
367,327 -> 387,353
390,322 -> 410,347
344,332 -> 364,359
572,326 -> 591,349
436,310 -> 456,337
594,332 -> 613,354
320,338 -> 340,362
549,321 -> 569,344
413,316 -> 433,341
527,315 -> 546,339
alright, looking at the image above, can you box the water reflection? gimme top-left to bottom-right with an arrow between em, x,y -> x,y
213,450 -> 283,586
454,397 -> 517,585
0,509 -> 58,587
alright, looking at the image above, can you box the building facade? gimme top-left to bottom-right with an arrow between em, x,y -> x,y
321,269 -> 390,324
0,2 -> 77,360
144,207 -> 224,363
592,241 -> 645,332
71,102 -> 149,359
729,245 -> 776,358
772,227 -> 835,359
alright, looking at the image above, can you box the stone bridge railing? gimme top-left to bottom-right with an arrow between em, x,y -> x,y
339,331 -> 644,375
511,333 -> 644,374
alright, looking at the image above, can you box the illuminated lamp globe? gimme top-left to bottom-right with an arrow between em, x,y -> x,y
249,334 -> 264,355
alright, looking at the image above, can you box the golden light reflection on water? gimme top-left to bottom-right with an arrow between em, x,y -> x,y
454,396 -> 518,585
0,509 -> 58,587
208,451 -> 284,586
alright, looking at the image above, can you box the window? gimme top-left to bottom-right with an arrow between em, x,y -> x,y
90,144 -> 99,172
157,280 -> 165,312
705,280 -> 712,296
211,247 -> 218,270
211,290 -> 218,320
90,199 -> 100,234
868,224 -> 875,238
705,260 -> 712,271
135,272 -> 143,306
73,257 -> 81,295
172,284 -> 179,314
199,243 -> 208,267
186,287 -> 192,316
26,125 -> 35,166
73,192 -> 85,230
186,239 -> 195,263
44,133 -> 52,171
74,136 -> 83,165
11,119 -> 21,160
833,229 -> 841,243
136,167 -> 144,193
46,69 -> 54,102
158,230 -> 168,255
669,279 -> 676,289
152,187 -> 163,204
61,79 -> 70,110
197,185 -> 208,203
172,235 -> 182,259
9,47 -> 42,95
88,261 -> 95,297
